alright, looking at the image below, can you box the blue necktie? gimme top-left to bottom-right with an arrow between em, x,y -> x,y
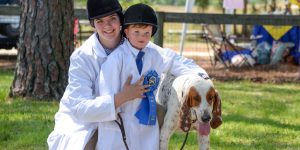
136,51 -> 145,75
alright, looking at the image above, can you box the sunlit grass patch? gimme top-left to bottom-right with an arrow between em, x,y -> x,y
0,98 -> 58,149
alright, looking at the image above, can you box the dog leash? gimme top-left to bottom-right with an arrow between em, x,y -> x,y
114,113 -> 129,150
180,131 -> 190,150
180,110 -> 198,150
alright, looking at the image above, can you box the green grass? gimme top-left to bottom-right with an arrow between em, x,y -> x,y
0,98 -> 58,149
0,70 -> 58,149
0,69 -> 300,149
0,70 -> 13,102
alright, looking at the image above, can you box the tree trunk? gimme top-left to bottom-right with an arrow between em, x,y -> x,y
10,0 -> 74,100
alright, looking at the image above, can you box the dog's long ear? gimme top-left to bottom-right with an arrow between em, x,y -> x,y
179,87 -> 195,132
179,86 -> 201,132
210,90 -> 222,129
180,100 -> 191,132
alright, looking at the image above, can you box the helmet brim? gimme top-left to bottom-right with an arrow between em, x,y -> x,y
89,8 -> 122,20
123,22 -> 157,36
123,22 -> 157,27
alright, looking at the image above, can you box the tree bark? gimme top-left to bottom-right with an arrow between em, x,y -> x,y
10,0 -> 74,100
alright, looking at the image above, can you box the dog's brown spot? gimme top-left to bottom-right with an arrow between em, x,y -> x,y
206,87 -> 216,105
187,86 -> 201,107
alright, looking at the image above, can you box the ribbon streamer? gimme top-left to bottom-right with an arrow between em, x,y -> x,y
135,70 -> 160,125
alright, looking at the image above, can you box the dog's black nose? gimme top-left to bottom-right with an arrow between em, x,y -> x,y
201,115 -> 211,123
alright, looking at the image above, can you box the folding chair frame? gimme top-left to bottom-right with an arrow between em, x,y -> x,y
202,24 -> 252,68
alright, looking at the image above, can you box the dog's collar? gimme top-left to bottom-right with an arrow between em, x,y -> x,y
198,73 -> 210,80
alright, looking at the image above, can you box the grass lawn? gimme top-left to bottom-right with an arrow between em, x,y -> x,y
0,69 -> 300,150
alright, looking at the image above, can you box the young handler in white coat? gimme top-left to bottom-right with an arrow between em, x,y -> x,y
47,1 -> 208,149
97,4 -> 205,150
47,0 -> 148,149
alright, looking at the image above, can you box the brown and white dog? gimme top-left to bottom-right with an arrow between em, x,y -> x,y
156,73 -> 222,150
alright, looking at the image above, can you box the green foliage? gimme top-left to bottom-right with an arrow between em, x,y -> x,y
74,0 -> 87,8
155,0 -> 185,5
249,0 -> 268,4
0,69 -> 300,149
119,0 -> 152,9
195,0 -> 210,10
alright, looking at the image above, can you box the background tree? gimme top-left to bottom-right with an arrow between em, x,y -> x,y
10,0 -> 74,100
195,0 -> 210,12
120,0 -> 151,8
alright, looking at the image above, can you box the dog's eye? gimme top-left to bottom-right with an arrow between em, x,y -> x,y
207,95 -> 214,103
193,95 -> 200,102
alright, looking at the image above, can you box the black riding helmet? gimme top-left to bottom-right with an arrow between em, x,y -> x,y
87,0 -> 123,27
123,3 -> 157,36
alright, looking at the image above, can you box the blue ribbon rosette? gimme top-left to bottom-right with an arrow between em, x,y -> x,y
135,70 -> 160,125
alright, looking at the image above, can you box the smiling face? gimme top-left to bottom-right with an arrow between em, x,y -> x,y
93,13 -> 121,48
124,24 -> 153,50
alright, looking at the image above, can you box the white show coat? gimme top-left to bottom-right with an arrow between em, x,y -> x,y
97,39 -> 197,150
47,33 -> 117,150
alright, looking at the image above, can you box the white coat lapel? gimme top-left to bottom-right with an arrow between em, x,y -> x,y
91,33 -> 108,58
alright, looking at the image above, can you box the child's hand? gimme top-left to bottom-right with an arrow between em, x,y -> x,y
122,75 -> 149,101
115,75 -> 150,108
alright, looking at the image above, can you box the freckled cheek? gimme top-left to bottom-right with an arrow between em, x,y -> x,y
136,35 -> 142,39
113,24 -> 121,30
133,37 -> 141,43
144,34 -> 151,38
94,24 -> 103,30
